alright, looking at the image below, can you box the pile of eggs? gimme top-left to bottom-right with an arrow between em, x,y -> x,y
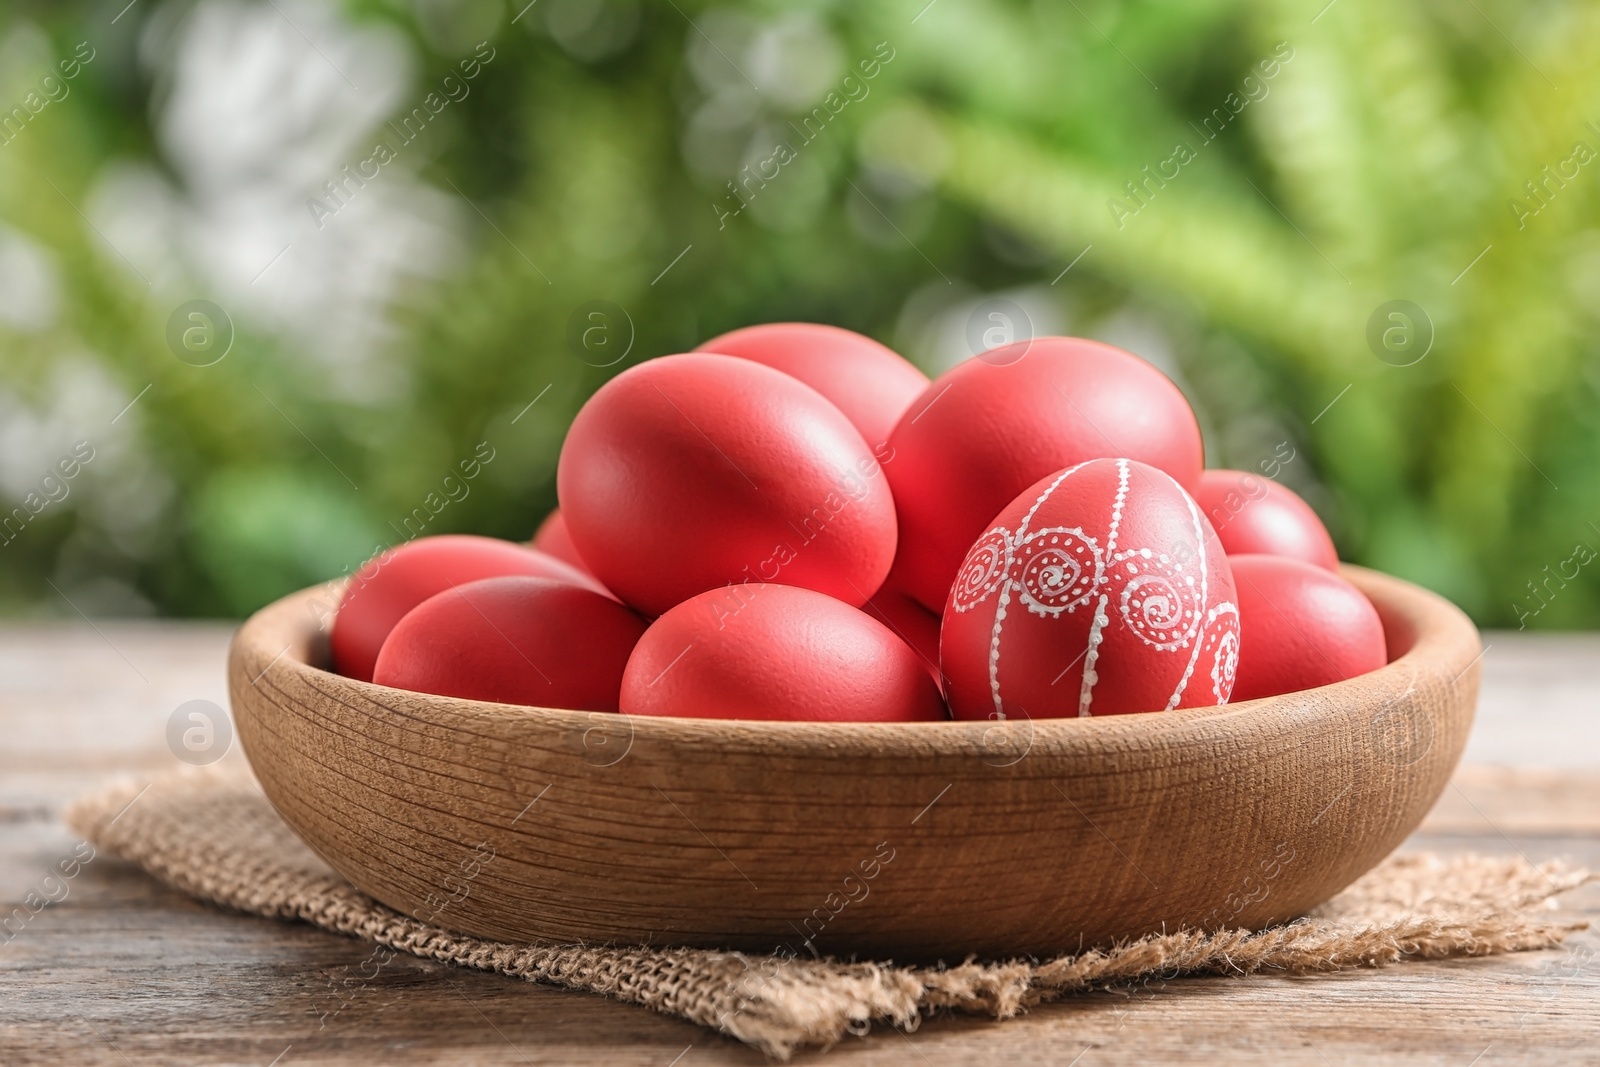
330,325 -> 1388,722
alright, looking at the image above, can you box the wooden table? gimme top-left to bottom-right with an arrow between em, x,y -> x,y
2,624 -> 1596,1064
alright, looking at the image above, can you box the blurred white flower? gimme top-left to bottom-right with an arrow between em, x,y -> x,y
685,8 -> 759,98
86,0 -> 465,401
683,87 -> 762,183
747,12 -> 842,110
895,283 -> 1068,375
1094,307 -> 1181,380
680,8 -> 852,178
0,356 -> 173,555
0,224 -> 61,333
543,0 -> 640,63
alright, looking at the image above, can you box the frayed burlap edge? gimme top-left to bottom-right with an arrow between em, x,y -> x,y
68,766 -> 1593,1060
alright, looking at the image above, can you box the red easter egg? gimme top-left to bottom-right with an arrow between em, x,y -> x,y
1228,554 -> 1386,702
531,508 -> 591,574
558,353 -> 897,617
373,576 -> 647,710
696,322 -> 929,448
885,337 -> 1204,612
620,584 -> 944,722
861,586 -> 943,684
1197,470 -> 1339,571
331,534 -> 609,682
941,458 -> 1238,719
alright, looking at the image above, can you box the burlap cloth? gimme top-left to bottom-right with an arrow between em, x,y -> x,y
69,767 -> 1592,1060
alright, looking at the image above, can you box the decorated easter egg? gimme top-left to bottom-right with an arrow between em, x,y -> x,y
620,583 -> 944,722
696,322 -> 928,448
941,458 -> 1238,719
373,577 -> 647,710
558,353 -> 897,617
1228,554 -> 1386,702
885,337 -> 1204,612
531,508 -> 591,573
861,586 -> 943,684
331,534 -> 609,682
1197,470 -> 1339,571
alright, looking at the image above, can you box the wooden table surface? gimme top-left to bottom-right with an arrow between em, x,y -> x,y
1,624 -> 1596,1065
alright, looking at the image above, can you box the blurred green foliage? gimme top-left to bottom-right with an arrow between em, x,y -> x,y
1,0 -> 1598,627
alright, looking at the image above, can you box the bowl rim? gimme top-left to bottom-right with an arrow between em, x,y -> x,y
236,562 -> 1479,756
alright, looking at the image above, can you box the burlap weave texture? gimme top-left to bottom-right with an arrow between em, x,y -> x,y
68,767 -> 1593,1060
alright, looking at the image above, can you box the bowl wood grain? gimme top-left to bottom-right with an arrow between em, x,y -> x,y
229,565 -> 1478,960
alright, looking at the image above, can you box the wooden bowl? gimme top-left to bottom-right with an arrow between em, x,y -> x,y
229,565 -> 1478,960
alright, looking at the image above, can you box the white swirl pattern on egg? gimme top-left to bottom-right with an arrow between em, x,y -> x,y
947,458 -> 1237,717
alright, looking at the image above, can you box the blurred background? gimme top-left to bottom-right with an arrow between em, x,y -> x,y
0,0 -> 1596,627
